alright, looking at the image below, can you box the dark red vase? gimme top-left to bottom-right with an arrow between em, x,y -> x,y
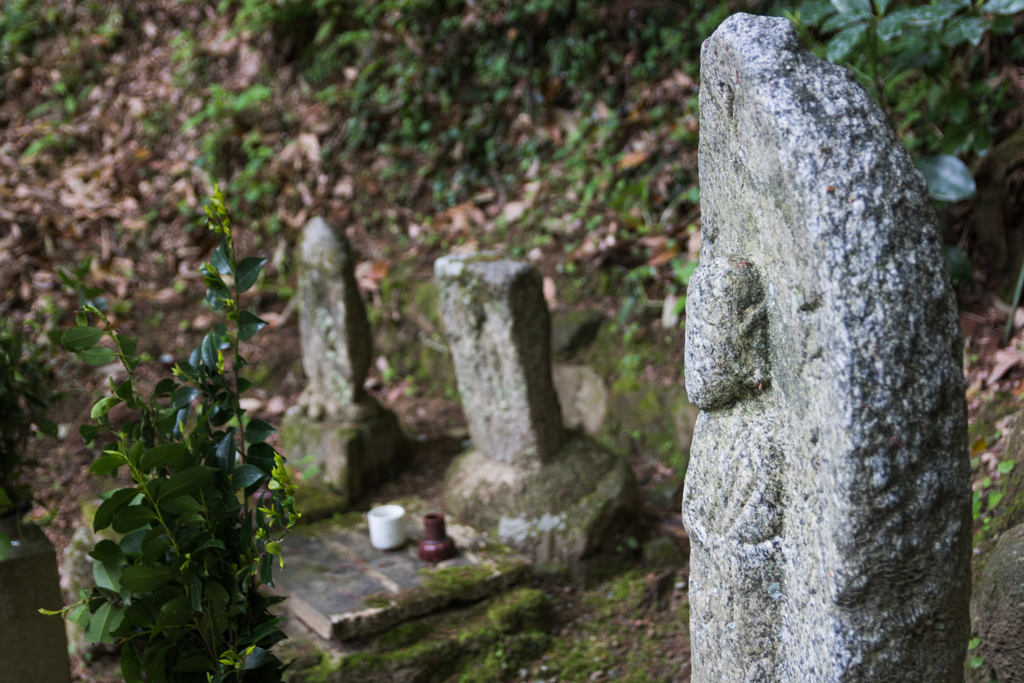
418,513 -> 456,562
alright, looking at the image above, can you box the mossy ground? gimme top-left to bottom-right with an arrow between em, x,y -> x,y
284,562 -> 691,683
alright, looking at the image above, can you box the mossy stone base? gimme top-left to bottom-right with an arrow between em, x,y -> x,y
282,588 -> 551,683
280,405 -> 407,508
444,434 -> 640,578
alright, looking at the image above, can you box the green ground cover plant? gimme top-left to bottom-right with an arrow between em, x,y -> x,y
44,189 -> 300,683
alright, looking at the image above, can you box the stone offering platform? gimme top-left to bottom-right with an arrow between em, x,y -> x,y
270,502 -> 531,641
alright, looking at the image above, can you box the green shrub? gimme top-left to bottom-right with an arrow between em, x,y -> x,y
237,0 -> 725,209
783,0 -> 1020,161
46,188 -> 300,683
0,320 -> 58,551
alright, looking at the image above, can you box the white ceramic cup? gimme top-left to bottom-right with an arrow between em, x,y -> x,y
368,505 -> 407,550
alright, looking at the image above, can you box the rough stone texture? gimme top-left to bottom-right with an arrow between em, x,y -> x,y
437,255 -> 639,573
60,524 -> 101,664
551,364 -> 607,436
435,253 -> 564,467
445,436 -> 638,575
0,519 -> 72,683
974,525 -> 1024,683
682,14 -> 971,683
297,216 -> 375,421
288,216 -> 406,500
270,510 -> 530,641
280,409 -> 406,507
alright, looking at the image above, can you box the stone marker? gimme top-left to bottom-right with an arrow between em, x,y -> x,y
281,217 -> 405,506
437,253 -> 638,575
0,519 -> 72,683
682,14 -> 971,682
973,524 -> 1024,683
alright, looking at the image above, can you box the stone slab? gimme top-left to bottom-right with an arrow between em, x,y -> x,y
271,506 -> 530,641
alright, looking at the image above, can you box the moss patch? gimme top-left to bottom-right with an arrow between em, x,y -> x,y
487,588 -> 549,633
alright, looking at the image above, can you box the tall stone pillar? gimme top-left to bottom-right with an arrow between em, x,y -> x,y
683,14 -> 971,682
280,217 -> 406,506
437,254 -> 638,576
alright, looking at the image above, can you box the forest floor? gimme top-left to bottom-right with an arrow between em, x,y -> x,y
2,1 -> 1024,681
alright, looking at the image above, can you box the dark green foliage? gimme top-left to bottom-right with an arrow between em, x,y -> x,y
783,0 -> 1020,161
237,0 -> 727,209
46,188 -> 300,683
0,320 -> 58,520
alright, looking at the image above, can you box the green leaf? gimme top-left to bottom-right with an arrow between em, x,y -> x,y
916,155 -> 976,202
830,0 -> 871,13
970,654 -> 985,668
821,9 -> 870,33
244,418 -> 276,444
119,528 -> 148,556
94,488 -> 140,532
0,530 -> 9,561
211,241 -> 233,275
89,539 -> 127,565
827,22 -> 869,62
122,643 -> 144,683
79,424 -> 104,442
195,538 -> 227,553
998,460 -> 1015,475
174,654 -> 217,673
236,257 -> 267,294
77,346 -> 118,366
85,603 -> 124,645
232,464 -> 267,489
158,466 -> 216,501
242,646 -> 277,670
91,397 -> 122,420
93,560 -> 123,592
943,244 -> 972,285
153,378 -> 177,397
128,440 -> 145,468
62,326 -> 104,351
159,494 -> 203,515
238,310 -> 269,341
68,603 -> 90,627
983,0 -> 1024,14
114,334 -> 138,357
120,565 -> 174,593
201,331 -> 219,370
941,16 -> 987,47
112,505 -> 159,533
172,386 -> 199,409
140,443 -> 186,471
160,596 -> 195,626
191,573 -> 203,612
89,454 -> 126,476
989,490 -> 1004,509
969,637 -> 981,650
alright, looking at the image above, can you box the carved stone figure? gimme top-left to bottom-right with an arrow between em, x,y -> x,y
683,14 -> 971,682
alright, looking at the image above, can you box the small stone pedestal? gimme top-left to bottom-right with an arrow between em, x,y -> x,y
436,254 -> 639,577
281,406 -> 406,509
0,518 -> 72,683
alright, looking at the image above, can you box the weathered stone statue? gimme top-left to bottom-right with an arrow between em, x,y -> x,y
281,217 -> 405,505
437,253 -> 638,575
683,14 -> 971,682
